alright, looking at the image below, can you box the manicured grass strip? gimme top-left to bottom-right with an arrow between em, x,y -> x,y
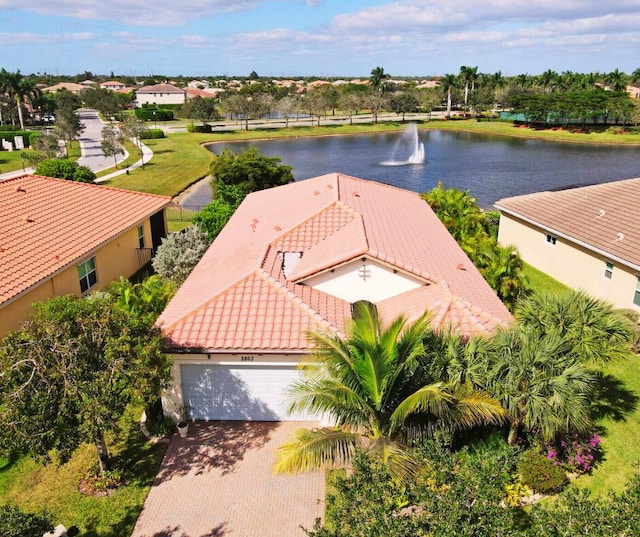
103,134 -> 213,197
423,119 -> 640,145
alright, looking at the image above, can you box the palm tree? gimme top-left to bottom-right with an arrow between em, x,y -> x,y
486,290 -> 635,445
515,290 -> 634,365
486,325 -> 596,445
459,65 -> 479,116
441,73 -> 457,118
274,301 -> 504,480
0,69 -> 39,130
606,68 -> 628,92
631,68 -> 640,87
539,69 -> 559,93
369,66 -> 390,92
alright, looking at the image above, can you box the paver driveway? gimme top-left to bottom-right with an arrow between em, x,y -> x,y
131,421 -> 325,537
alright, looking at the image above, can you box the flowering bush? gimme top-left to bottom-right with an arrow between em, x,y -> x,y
545,432 -> 601,474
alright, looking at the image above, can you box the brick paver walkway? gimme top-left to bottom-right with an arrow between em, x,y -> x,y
131,421 -> 325,537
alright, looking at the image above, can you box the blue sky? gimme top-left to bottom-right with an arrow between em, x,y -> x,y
0,0 -> 639,78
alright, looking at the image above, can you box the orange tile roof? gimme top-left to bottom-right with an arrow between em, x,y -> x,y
0,174 -> 170,305
495,177 -> 640,269
159,173 -> 512,352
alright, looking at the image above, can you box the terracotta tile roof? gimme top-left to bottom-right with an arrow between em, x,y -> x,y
0,174 -> 170,306
137,83 -> 185,94
495,177 -> 640,269
159,173 -> 512,352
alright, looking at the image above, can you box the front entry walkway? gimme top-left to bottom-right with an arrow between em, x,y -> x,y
131,421 -> 325,537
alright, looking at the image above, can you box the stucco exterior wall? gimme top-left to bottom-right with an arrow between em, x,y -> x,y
498,214 -> 639,311
0,219 -> 155,338
304,258 -> 423,303
136,92 -> 185,106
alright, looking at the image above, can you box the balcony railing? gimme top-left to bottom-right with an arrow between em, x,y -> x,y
136,248 -> 153,268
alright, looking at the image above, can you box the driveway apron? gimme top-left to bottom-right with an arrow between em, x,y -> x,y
131,421 -> 325,537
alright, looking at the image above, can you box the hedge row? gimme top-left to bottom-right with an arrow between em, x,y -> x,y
0,130 -> 32,148
134,109 -> 174,121
139,129 -> 165,139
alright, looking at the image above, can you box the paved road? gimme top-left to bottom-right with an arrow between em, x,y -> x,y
77,109 -> 129,172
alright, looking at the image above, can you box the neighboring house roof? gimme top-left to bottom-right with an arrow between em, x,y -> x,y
137,83 -> 185,94
185,88 -> 217,99
0,174 -> 170,307
43,82 -> 84,93
495,177 -> 640,270
159,173 -> 512,353
100,80 -> 126,88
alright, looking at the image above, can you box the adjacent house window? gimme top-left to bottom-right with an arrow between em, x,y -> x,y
78,257 -> 97,293
604,261 -> 614,279
634,277 -> 640,307
546,233 -> 557,245
138,225 -> 145,248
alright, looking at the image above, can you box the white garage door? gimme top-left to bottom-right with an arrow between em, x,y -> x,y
180,364 -> 315,421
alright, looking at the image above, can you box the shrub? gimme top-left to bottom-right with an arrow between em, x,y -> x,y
618,308 -> 640,351
0,505 -> 53,537
35,158 -> 78,180
140,128 -> 165,139
545,432 -> 601,474
517,449 -> 567,493
79,467 -> 123,495
152,226 -> 211,285
73,164 -> 97,183
34,158 -> 97,182
186,123 -> 213,133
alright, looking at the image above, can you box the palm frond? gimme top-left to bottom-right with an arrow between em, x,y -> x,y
367,436 -> 423,482
274,427 -> 362,474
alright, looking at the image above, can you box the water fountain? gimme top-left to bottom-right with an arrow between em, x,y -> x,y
380,123 -> 425,166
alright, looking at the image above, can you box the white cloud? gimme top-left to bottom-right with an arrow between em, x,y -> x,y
0,0 -> 259,25
0,31 -> 98,45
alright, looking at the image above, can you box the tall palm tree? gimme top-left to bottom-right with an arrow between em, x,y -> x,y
459,65 -> 478,115
441,73 -> 457,118
274,301 -> 504,480
631,68 -> 640,87
369,66 -> 390,92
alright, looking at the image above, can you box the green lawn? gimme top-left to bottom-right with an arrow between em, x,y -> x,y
0,408 -> 167,536
522,263 -> 570,296
576,356 -> 640,495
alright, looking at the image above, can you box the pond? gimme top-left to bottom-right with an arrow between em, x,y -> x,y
196,128 -> 640,208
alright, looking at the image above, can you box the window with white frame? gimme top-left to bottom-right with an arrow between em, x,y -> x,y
137,225 -> 145,248
604,261 -> 614,279
78,257 -> 97,293
634,277 -> 640,307
546,233 -> 557,245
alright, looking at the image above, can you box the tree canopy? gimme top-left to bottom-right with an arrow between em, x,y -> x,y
34,158 -> 96,183
0,293 -> 171,473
